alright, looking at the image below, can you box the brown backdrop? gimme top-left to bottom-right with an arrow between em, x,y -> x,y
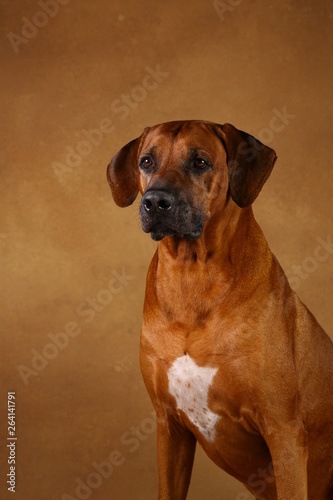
1,0 -> 332,499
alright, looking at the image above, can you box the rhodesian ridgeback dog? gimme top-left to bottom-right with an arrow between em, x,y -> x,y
107,120 -> 333,499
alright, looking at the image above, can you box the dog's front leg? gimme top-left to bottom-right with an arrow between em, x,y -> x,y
265,423 -> 308,500
156,414 -> 196,500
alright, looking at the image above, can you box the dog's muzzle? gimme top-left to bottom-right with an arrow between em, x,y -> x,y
139,189 -> 204,241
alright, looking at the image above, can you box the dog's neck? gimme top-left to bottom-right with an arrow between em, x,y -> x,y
145,202 -> 273,328
157,202 -> 270,273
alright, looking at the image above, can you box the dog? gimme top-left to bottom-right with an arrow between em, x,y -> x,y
107,120 -> 333,499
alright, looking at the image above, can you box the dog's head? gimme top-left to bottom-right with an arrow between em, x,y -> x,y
107,121 -> 277,241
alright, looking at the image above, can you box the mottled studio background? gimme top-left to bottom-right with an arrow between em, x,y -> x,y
1,0 -> 332,499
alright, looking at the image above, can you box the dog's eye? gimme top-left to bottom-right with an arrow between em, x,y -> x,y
140,157 -> 154,170
194,158 -> 208,170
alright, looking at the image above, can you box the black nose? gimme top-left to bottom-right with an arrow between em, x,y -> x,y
142,191 -> 174,212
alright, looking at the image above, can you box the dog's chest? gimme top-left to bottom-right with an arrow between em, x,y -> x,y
167,354 -> 220,442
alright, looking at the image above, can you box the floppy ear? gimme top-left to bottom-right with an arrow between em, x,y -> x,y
107,131 -> 147,207
215,123 -> 277,208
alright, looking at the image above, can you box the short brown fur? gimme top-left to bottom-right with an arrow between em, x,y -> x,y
107,120 -> 333,500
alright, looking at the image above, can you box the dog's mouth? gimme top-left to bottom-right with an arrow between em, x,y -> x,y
139,201 -> 205,241
148,224 -> 204,242
139,189 -> 206,242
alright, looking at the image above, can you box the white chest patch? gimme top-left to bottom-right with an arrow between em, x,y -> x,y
167,355 -> 220,442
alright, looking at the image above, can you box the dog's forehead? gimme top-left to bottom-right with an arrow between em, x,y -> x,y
140,121 -> 224,158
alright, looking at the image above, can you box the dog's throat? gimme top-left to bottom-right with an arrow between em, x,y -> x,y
167,354 -> 220,442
